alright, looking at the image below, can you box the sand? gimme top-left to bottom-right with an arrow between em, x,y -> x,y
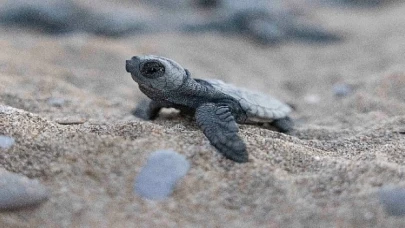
1,1 -> 405,227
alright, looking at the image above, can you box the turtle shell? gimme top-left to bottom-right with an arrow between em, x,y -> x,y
203,79 -> 292,123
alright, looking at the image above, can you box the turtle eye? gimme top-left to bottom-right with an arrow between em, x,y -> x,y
140,61 -> 165,78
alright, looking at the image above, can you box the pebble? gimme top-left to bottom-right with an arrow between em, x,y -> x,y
0,168 -> 49,210
0,135 -> 15,150
134,150 -> 190,200
304,94 -> 321,104
0,105 -> 17,114
379,187 -> 405,216
47,97 -> 65,107
333,83 -> 352,98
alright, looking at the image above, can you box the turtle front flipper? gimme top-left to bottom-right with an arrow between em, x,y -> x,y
195,103 -> 248,163
132,99 -> 172,120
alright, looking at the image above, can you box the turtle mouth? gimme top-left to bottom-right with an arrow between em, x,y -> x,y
125,60 -> 132,73
126,56 -> 141,73
126,56 -> 145,84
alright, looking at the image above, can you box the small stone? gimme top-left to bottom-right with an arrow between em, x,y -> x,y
47,97 -> 65,107
333,83 -> 352,98
134,150 -> 190,200
0,105 -> 17,114
0,168 -> 49,210
0,135 -> 15,150
379,187 -> 405,216
304,94 -> 321,104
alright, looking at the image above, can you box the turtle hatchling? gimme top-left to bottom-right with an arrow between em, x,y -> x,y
126,55 -> 293,163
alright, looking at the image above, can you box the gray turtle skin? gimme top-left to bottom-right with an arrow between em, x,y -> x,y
125,55 -> 293,163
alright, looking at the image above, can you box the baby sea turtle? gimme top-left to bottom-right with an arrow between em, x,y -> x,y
183,0 -> 341,45
126,55 -> 293,163
0,0 -> 145,36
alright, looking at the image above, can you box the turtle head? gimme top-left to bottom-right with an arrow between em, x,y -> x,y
126,55 -> 187,91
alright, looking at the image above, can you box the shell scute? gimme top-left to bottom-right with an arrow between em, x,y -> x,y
203,79 -> 291,122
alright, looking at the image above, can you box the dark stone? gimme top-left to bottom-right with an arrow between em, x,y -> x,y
379,187 -> 405,216
0,168 -> 49,210
134,150 -> 190,200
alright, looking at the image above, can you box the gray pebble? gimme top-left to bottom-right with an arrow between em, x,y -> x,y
134,150 -> 190,200
333,83 -> 352,97
47,97 -> 65,107
0,168 -> 49,210
0,135 -> 15,150
304,94 -> 321,104
379,187 -> 405,216
0,105 -> 17,114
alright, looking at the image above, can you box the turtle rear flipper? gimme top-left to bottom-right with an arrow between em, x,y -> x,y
196,103 -> 248,163
271,116 -> 294,133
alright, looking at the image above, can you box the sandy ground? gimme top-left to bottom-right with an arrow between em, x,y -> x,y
1,1 -> 405,227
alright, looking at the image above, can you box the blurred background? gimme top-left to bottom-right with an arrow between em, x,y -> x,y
0,0 -> 404,124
